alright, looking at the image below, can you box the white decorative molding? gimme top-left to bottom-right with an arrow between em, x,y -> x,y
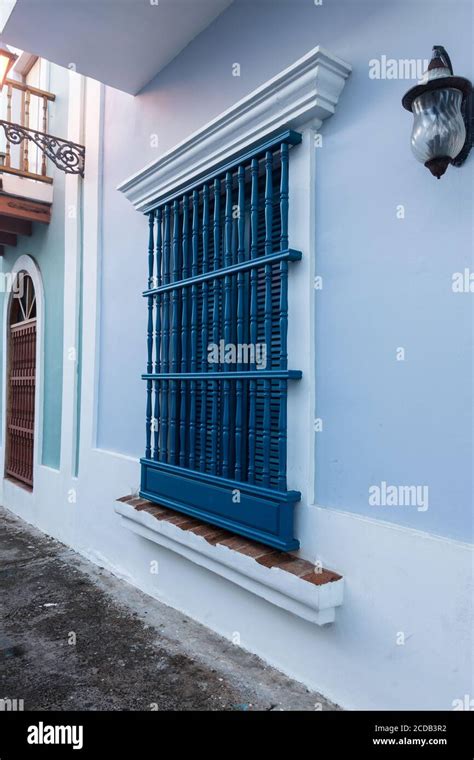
115,501 -> 344,625
118,45 -> 351,213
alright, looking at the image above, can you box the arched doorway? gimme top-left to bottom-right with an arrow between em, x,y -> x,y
5,272 -> 37,488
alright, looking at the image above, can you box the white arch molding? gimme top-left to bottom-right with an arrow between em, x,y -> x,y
1,255 -> 45,490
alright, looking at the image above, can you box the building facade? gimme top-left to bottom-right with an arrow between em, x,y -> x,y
0,0 -> 472,710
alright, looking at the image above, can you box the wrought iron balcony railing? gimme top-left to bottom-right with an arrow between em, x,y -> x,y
0,78 -> 84,182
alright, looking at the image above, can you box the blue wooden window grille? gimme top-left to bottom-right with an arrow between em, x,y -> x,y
141,129 -> 302,551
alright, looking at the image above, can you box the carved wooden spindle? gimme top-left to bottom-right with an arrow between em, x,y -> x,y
153,208 -> 162,461
5,83 -> 12,168
169,199 -> 180,465
179,194 -> 189,467
189,189 -> 199,470
222,171 -> 232,479
41,96 -> 48,176
23,89 -> 30,173
278,142 -> 289,491
199,185 -> 210,472
262,150 -> 273,488
146,212 -> 155,460
161,204 -> 171,463
210,177 -> 221,475
248,157 -> 259,484
235,165 -> 246,482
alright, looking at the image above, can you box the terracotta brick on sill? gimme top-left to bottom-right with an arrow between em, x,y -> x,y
187,524 -> 226,541
300,569 -> 342,586
135,499 -> 157,511
256,551 -> 286,568
217,536 -> 249,551
142,505 -> 170,519
276,557 -> 315,578
206,529 -> 235,546
165,514 -> 195,527
178,517 -> 203,531
125,497 -> 142,507
236,541 -> 273,559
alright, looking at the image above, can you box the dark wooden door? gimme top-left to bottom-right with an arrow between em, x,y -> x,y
6,273 -> 36,488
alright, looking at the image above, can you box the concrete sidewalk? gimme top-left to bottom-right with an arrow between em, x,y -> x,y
0,506 -> 338,711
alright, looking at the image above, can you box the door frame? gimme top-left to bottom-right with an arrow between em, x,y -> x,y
1,255 -> 45,490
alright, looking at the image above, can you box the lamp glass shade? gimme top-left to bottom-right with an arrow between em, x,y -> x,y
410,87 -> 466,164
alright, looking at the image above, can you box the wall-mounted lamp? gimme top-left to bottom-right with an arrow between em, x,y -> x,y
402,46 -> 472,178
0,42 -> 17,92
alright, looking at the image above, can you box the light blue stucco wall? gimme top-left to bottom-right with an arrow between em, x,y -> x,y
97,0 -> 473,541
0,62 -> 68,470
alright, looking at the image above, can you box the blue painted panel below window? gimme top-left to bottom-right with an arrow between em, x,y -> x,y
140,458 -> 300,551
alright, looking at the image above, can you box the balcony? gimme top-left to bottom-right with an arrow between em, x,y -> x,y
0,76 -> 84,254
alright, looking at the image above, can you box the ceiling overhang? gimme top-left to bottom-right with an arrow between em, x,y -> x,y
0,0 -> 232,95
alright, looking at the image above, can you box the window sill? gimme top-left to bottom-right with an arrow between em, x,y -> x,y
115,496 -> 344,626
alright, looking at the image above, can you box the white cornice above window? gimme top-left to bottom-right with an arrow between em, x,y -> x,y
118,45 -> 351,213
